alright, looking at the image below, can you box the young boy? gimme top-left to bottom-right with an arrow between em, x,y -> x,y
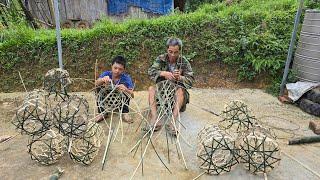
95,55 -> 134,123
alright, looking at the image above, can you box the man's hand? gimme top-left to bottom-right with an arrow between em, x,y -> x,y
173,69 -> 181,80
116,84 -> 127,92
160,71 -> 175,80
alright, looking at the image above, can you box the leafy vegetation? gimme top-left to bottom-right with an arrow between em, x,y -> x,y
305,0 -> 320,9
0,0 -> 27,28
185,0 -> 225,12
0,0 -> 308,92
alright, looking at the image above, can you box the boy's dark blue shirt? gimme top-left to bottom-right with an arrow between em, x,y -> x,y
99,71 -> 134,89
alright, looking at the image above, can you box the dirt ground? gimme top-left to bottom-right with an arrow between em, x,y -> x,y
1,89 -> 320,180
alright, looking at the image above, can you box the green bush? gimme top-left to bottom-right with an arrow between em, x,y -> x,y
0,0 -> 299,92
305,0 -> 320,9
185,0 -> 225,12
0,0 -> 27,28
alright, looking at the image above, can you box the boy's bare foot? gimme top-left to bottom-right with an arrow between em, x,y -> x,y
95,113 -> 109,123
122,113 -> 134,124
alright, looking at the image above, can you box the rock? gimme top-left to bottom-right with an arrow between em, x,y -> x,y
309,121 -> 320,135
49,167 -> 64,180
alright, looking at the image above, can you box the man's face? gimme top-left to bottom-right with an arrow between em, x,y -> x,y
111,62 -> 125,78
167,45 -> 180,62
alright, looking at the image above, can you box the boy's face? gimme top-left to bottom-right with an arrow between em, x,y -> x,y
111,62 -> 125,78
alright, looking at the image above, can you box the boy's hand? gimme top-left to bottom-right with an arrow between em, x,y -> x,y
116,84 -> 127,92
101,76 -> 111,84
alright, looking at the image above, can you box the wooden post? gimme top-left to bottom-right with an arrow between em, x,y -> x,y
174,0 -> 186,12
47,0 -> 55,26
17,0 -> 39,29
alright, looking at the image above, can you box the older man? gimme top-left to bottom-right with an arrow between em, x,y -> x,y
147,38 -> 194,134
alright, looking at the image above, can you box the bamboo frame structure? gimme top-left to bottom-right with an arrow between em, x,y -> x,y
43,68 -> 71,99
28,129 -> 67,165
197,124 -> 239,175
69,121 -> 105,165
129,80 -> 189,179
13,89 -> 52,136
238,125 -> 281,174
52,94 -> 89,139
219,100 -> 257,133
13,68 -> 107,166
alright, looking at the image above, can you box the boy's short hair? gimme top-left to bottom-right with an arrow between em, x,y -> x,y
112,55 -> 127,69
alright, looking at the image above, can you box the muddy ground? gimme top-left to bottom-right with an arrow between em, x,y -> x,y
1,89 -> 320,180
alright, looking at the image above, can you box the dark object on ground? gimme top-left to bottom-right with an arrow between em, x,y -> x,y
49,167 -> 64,180
0,135 -> 12,143
299,98 -> 320,117
309,121 -> 320,135
306,87 -> 320,104
288,135 -> 320,145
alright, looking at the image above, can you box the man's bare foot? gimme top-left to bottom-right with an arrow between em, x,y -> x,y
148,117 -> 162,131
166,122 -> 178,136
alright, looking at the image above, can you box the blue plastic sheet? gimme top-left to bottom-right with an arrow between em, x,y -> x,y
107,0 -> 173,15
